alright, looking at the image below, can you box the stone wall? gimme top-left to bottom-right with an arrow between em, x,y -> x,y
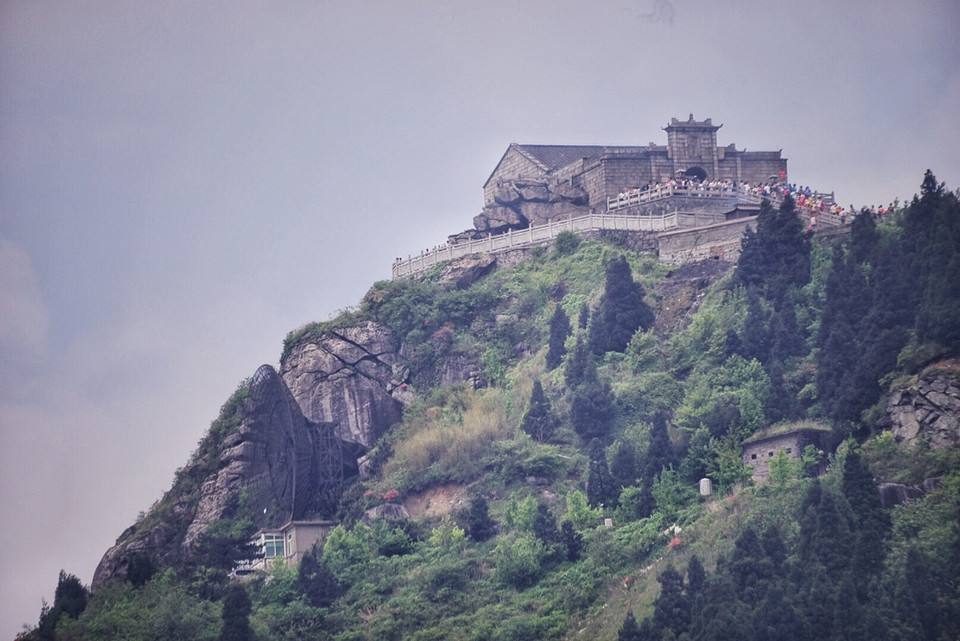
483,147 -> 546,204
743,431 -> 818,482
657,217 -> 755,264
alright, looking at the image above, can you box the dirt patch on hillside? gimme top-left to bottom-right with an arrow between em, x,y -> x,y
402,483 -> 469,518
653,259 -> 732,335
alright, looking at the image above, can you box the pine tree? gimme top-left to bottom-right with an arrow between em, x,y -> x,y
533,503 -> 559,545
643,413 -> 674,480
687,555 -> 706,595
545,304 -> 572,370
560,521 -> 583,561
570,377 -> 615,440
654,565 -> 690,635
610,439 -> 640,489
735,196 -> 810,298
586,438 -> 618,508
298,546 -> 341,608
849,208 -> 879,264
578,303 -> 590,329
521,380 -> 555,442
619,610 -> 643,641
589,256 -> 655,354
219,585 -> 254,641
740,288 -> 770,364
564,335 -> 593,388
37,571 -> 88,641
463,497 -> 497,542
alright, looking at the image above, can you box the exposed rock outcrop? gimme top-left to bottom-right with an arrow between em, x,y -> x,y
878,482 -> 926,508
883,360 -> 960,449
93,364 -> 362,587
473,206 -> 528,234
281,321 -> 407,447
363,503 -> 411,524
439,253 -> 497,288
470,179 -> 590,236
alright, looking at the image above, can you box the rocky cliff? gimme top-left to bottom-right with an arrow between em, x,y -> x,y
883,358 -> 960,449
280,320 -> 408,447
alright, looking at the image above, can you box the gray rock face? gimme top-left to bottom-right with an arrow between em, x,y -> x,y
473,206 -> 528,234
439,253 -> 497,288
883,363 -> 960,449
447,229 -> 484,245
363,503 -> 411,524
470,179 -> 590,237
281,321 -> 406,448
878,482 -> 926,508
93,364 -> 361,587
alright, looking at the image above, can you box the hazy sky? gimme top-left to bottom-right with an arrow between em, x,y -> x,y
1,0 -> 958,634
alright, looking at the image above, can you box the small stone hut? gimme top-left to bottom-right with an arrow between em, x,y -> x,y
742,422 -> 831,482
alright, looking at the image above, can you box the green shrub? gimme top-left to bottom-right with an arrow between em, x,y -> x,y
554,231 -> 581,256
494,534 -> 547,588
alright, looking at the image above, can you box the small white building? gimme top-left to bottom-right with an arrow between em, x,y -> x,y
233,519 -> 336,577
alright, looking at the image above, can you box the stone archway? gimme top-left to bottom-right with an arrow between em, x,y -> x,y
684,166 -> 707,181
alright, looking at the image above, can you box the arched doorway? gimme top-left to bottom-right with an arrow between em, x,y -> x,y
684,166 -> 707,181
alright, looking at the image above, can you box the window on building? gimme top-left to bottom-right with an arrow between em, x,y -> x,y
262,533 -> 284,558
768,451 -> 774,457
785,448 -> 792,454
751,453 -> 757,460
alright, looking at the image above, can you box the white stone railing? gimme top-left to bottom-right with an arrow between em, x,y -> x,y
392,211 -> 678,279
607,185 -> 742,211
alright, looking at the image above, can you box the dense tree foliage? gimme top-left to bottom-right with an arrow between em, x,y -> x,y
521,380 -> 556,442
462,496 -> 498,542
817,171 -> 960,426
589,255 -> 655,354
546,305 -> 572,370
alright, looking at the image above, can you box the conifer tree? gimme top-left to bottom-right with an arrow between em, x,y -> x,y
578,303 -> 590,330
564,335 -> 592,388
463,497 -> 497,542
643,413 -> 674,481
589,256 -> 654,354
560,521 -> 583,561
849,207 -> 880,264
521,380 -> 555,442
586,438 -> 618,508
125,552 -> 156,588
298,546 -> 341,608
545,304 -> 572,370
219,585 -> 254,641
653,565 -> 690,635
619,611 -> 643,641
687,555 -> 706,595
740,288 -> 770,364
570,377 -> 615,440
532,503 -> 559,545
609,439 -> 640,489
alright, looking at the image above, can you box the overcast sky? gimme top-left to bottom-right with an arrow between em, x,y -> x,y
1,0 -> 958,635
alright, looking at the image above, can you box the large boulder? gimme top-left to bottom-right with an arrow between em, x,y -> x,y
93,364 -> 361,587
878,482 -> 925,508
515,200 -> 587,225
493,184 -> 522,206
473,206 -> 528,233
448,229 -> 484,245
281,321 -> 406,447
439,253 -> 497,289
552,183 -> 589,205
883,360 -> 960,449
515,182 -> 551,202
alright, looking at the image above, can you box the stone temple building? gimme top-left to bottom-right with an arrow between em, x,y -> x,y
483,114 -> 787,209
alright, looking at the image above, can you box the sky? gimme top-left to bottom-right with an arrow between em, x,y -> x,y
0,0 -> 958,635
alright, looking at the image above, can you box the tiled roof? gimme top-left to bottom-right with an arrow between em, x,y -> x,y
515,144 -> 648,170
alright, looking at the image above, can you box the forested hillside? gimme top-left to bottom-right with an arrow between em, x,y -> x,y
21,172 -> 960,641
